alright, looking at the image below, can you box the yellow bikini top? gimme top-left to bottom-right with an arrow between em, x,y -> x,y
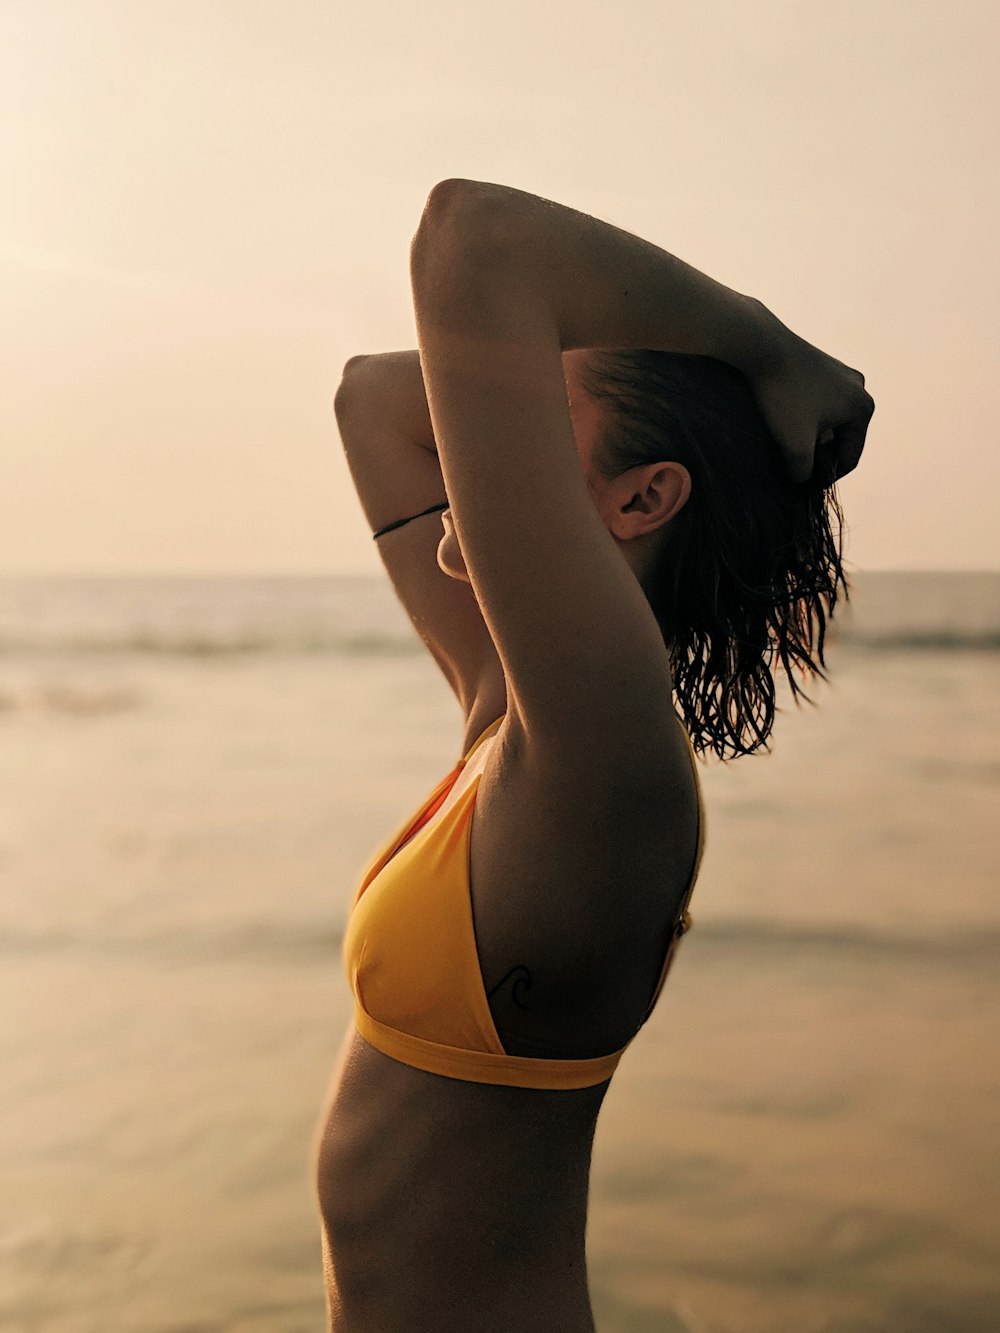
342,714 -> 705,1090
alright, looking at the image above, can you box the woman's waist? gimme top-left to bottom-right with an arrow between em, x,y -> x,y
318,1139 -> 592,1332
314,1031 -> 598,1263
325,1241 -> 595,1333
316,1102 -> 593,1255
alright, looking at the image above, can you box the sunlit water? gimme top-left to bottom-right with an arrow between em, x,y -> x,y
2,572 -> 998,1332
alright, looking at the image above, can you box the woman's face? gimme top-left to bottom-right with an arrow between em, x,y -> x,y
437,350 -> 606,584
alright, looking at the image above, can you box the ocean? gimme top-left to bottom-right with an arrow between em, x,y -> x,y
2,570 -> 998,1332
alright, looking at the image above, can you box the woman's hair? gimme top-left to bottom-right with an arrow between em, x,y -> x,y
578,349 -> 850,762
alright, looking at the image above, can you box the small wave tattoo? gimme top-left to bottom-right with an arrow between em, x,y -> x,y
486,964 -> 533,1010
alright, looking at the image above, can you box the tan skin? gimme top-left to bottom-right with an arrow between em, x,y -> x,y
314,355 -> 699,1332
315,180 -> 874,1330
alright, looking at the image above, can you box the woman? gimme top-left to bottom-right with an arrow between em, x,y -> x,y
313,179 -> 874,1331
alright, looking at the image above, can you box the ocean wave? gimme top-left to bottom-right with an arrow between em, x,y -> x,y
0,627 -> 996,657
691,919 -> 1000,960
0,681 -> 146,715
838,630 -> 1000,651
0,920 -> 342,960
0,630 -> 425,657
1,572 -> 996,656
4,918 -> 1000,966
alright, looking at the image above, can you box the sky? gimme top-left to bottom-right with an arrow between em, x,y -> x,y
2,0 -> 997,576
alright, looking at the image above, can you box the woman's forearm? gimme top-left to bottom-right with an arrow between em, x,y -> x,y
412,179 -> 793,376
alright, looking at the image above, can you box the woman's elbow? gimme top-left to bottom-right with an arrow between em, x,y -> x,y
411,178 -> 513,278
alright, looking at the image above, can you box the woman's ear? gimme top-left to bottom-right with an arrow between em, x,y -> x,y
612,462 -> 691,539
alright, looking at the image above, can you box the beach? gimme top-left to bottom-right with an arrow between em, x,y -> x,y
2,572 -> 998,1331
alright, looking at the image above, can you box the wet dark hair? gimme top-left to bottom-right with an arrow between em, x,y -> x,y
579,349 -> 850,761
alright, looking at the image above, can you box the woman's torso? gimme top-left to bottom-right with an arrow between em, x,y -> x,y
313,706 -> 701,1331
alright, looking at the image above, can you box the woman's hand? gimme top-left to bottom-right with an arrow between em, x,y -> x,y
746,314 -> 875,486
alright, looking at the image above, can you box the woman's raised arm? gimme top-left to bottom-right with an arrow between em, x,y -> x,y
334,351 -> 501,723
412,179 -> 873,485
408,178 -> 871,774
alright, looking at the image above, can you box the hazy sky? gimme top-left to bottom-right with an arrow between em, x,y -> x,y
3,0 -> 997,575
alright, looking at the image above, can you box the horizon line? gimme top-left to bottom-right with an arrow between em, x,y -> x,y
2,567 -> 999,581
